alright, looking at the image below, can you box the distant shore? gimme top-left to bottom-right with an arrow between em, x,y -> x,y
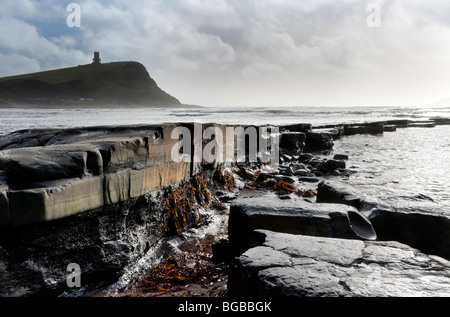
0,99 -> 202,109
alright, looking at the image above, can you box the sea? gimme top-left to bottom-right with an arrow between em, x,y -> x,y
1,105 -> 450,215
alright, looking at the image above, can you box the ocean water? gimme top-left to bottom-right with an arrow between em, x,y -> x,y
333,125 -> 450,213
1,106 -> 450,136
1,105 -> 450,215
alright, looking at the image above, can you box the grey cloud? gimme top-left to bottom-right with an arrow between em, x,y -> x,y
1,0 -> 450,106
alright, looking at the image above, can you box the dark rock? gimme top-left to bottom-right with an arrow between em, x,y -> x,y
370,208 -> 450,261
432,118 -> 450,125
318,160 -> 346,173
304,132 -> 334,152
298,153 -> 314,162
0,145 -> 103,185
281,176 -> 296,184
307,158 -> 323,168
283,167 -> 295,176
316,180 -> 450,261
263,178 -> 278,187
228,230 -> 450,297
255,172 -> 271,183
0,195 -> 169,296
317,180 -> 384,212
383,120 -> 410,128
298,177 -> 320,183
291,163 -> 307,171
383,125 -> 397,132
344,123 -> 384,136
294,169 -> 308,176
280,132 -> 306,154
333,154 -> 349,160
228,193 -> 376,256
408,121 -> 436,128
239,167 -> 256,180
280,123 -> 312,133
282,154 -> 292,162
313,128 -> 343,140
212,239 -> 232,263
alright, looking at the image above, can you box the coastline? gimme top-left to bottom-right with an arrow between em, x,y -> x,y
1,117 -> 450,297
0,101 -> 202,109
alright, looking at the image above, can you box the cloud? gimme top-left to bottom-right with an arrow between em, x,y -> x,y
1,0 -> 450,106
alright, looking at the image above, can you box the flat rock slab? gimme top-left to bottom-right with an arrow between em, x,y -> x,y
228,230 -> 450,297
317,180 -> 387,212
228,193 -> 376,256
317,180 -> 450,261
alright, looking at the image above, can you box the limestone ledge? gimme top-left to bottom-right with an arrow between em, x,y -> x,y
0,123 -> 227,227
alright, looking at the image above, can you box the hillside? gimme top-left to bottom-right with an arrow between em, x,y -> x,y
426,97 -> 450,108
0,62 -> 184,107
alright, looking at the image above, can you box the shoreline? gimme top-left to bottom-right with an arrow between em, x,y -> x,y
1,117 -> 450,297
0,102 -> 202,109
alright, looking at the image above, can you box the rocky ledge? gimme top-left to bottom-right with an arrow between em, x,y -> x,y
229,230 -> 450,297
1,117 -> 450,297
225,116 -> 450,297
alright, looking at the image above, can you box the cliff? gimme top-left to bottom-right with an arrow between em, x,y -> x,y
0,62 -> 183,107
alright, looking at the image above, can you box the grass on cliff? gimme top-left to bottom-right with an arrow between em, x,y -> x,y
0,62 -> 181,105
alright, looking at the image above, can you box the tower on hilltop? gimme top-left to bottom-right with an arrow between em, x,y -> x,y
93,52 -> 101,64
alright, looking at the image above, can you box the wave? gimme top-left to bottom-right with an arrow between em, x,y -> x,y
170,113 -> 207,117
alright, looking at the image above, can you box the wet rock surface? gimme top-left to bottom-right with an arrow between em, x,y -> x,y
316,180 -> 450,261
317,180 -> 385,212
228,193 -> 376,256
0,195 -> 166,296
0,169 -> 234,297
228,230 -> 450,297
1,117 -> 450,297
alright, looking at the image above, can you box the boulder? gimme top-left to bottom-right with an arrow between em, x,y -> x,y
317,160 -> 346,173
228,193 -> 376,256
298,153 -> 314,162
304,132 -> 334,152
294,169 -> 308,176
291,163 -> 307,171
228,230 -> 450,297
333,154 -> 349,160
280,132 -> 306,154
298,177 -> 320,183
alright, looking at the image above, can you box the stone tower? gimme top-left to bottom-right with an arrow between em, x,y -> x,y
93,52 -> 101,64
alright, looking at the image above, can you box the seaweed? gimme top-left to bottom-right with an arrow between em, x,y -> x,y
162,172 -> 230,236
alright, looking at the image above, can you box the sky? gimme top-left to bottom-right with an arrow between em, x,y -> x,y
0,0 -> 450,107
